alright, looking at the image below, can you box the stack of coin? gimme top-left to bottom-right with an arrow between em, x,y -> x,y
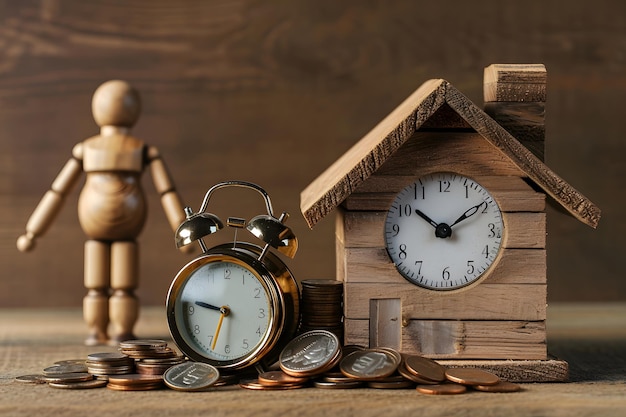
86,352 -> 135,377
106,374 -> 164,391
299,279 -> 344,341
135,355 -> 186,376
279,330 -> 342,378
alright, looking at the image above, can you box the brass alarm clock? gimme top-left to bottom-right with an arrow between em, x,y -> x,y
166,181 -> 300,372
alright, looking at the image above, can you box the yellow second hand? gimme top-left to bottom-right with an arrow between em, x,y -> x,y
211,308 -> 228,351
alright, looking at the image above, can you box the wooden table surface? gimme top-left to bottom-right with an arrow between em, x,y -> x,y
1,303 -> 625,417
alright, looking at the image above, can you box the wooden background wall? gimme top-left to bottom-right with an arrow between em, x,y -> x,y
1,0 -> 623,307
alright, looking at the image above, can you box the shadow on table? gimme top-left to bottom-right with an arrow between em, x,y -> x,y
549,337 -> 626,382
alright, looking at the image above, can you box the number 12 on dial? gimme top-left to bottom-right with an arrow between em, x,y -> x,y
384,173 -> 504,290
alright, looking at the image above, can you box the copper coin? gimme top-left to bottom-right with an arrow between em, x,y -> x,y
416,383 -> 467,395
279,330 -> 342,377
107,374 -> 164,386
107,382 -> 163,391
163,362 -> 220,391
339,348 -> 400,380
312,380 -> 364,389
473,380 -> 522,392
54,359 -> 87,366
403,355 -> 446,382
48,379 -> 108,390
445,368 -> 500,386
368,379 -> 416,389
397,361 -> 439,385
239,379 -> 306,390
258,371 -> 309,387
14,374 -> 46,384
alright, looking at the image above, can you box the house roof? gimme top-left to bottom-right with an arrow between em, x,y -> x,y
300,79 -> 600,229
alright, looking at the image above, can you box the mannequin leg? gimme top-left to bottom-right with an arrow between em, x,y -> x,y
83,240 -> 110,346
109,240 -> 139,344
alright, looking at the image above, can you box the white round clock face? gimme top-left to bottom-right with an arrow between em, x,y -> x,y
384,173 -> 504,290
173,259 -> 273,363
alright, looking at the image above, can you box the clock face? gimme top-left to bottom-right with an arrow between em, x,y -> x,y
384,173 -> 504,290
169,257 -> 275,365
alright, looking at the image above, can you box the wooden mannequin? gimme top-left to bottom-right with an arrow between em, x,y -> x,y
17,80 -> 188,346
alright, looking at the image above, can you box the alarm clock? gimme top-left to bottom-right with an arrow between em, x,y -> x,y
166,181 -> 300,372
384,172 -> 504,290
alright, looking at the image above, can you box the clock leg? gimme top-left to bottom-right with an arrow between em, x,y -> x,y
83,240 -> 110,346
109,241 -> 139,344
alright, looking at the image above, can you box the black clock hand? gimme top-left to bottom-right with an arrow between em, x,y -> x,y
450,201 -> 487,228
415,209 -> 452,239
415,209 -> 438,229
195,301 -> 228,315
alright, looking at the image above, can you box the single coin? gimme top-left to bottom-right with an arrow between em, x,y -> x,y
15,374 -> 46,384
312,380 -> 364,389
43,364 -> 88,375
416,383 -> 467,395
87,352 -> 130,362
118,339 -> 168,350
43,372 -> 94,383
54,359 -> 87,366
339,348 -> 400,380
445,368 -> 500,386
163,362 -> 220,391
258,371 -> 309,387
239,379 -> 305,390
48,379 -> 108,390
397,361 -> 439,384
404,355 -> 446,382
473,380 -> 522,393
107,382 -> 163,391
368,379 -> 416,389
279,330 -> 341,377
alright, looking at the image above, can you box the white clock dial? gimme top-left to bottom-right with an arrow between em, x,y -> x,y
173,259 -> 273,362
384,173 -> 504,290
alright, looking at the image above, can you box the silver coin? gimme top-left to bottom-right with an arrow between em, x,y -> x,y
48,379 -> 108,390
15,374 -> 47,384
87,352 -> 130,362
118,339 -> 168,350
279,330 -> 341,377
43,372 -> 94,383
340,348 -> 400,380
43,364 -> 88,375
163,362 -> 220,391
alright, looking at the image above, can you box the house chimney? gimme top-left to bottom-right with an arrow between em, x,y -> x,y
484,64 -> 547,161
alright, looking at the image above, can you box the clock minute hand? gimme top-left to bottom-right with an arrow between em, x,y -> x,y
450,201 -> 487,228
195,301 -> 227,314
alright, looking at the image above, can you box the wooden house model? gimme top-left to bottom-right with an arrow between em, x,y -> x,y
300,64 -> 600,382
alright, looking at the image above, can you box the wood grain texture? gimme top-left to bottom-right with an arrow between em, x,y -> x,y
1,0 -> 621,307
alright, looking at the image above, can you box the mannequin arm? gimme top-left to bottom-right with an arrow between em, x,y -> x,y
17,145 -> 83,252
146,146 -> 188,235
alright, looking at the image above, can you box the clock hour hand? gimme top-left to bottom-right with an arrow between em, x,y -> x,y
415,209 -> 439,229
450,201 -> 487,228
195,301 -> 228,315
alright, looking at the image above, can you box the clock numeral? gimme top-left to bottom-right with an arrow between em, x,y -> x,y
258,308 -> 266,319
442,267 -> 451,281
188,305 -> 195,315
242,339 -> 249,350
194,325 -> 200,335
224,268 -> 231,279
488,223 -> 501,238
398,204 -> 412,217
414,183 -> 425,200
482,245 -> 490,258
256,326 -> 262,337
398,244 -> 407,260
253,287 -> 261,299
439,180 -> 451,193
224,345 -> 231,354
415,260 -> 423,275
390,224 -> 400,237
467,260 -> 475,275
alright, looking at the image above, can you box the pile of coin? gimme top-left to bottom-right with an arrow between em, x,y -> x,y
119,339 -> 185,376
299,279 -> 344,341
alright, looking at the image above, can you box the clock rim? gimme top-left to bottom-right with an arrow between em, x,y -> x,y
166,246 -> 289,370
